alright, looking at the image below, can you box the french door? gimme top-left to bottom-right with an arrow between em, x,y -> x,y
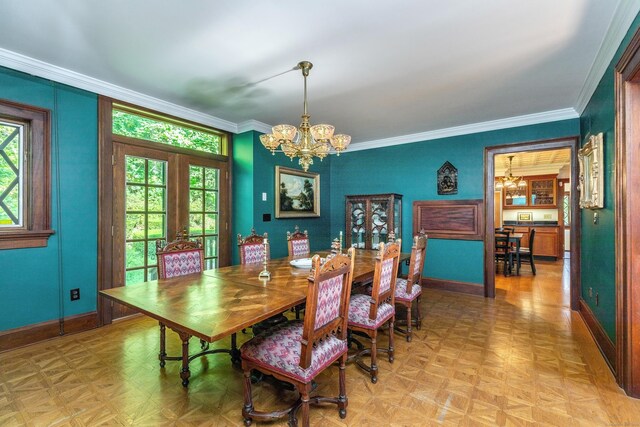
110,142 -> 229,320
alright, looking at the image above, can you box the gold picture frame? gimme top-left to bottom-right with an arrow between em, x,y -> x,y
275,166 -> 320,218
578,132 -> 604,209
517,212 -> 533,222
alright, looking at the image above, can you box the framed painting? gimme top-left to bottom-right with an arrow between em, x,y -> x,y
517,212 -> 533,222
275,166 -> 320,218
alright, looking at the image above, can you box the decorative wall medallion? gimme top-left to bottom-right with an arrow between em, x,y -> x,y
437,161 -> 458,195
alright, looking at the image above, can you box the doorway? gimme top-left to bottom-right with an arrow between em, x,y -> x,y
484,137 -> 581,310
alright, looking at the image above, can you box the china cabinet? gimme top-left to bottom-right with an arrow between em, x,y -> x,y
503,175 -> 558,208
345,194 -> 402,249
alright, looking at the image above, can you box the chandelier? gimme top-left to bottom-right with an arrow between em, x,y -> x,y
495,155 -> 527,191
259,61 -> 351,171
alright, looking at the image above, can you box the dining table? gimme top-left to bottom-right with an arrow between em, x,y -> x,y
99,249 -> 409,387
509,233 -> 524,275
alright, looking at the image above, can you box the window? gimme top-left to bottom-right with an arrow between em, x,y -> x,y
0,99 -> 52,249
563,192 -> 571,226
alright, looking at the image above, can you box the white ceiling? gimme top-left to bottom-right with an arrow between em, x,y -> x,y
495,149 -> 571,177
0,1 -> 637,148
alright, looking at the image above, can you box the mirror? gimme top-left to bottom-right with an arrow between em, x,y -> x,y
578,132 -> 604,209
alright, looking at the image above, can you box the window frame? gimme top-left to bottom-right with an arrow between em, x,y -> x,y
0,99 -> 53,249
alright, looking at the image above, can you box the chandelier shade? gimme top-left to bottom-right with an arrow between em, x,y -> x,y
259,61 -> 351,171
495,155 -> 527,191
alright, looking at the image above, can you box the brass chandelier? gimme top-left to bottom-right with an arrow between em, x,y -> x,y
495,155 -> 527,191
260,61 -> 351,171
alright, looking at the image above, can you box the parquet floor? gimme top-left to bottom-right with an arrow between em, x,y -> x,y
2,260 -> 640,426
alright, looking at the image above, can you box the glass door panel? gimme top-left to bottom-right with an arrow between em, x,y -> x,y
188,164 -> 219,269
370,200 -> 389,247
349,201 -> 366,248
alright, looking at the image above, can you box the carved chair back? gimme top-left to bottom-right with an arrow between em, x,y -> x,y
237,228 -> 269,265
156,229 -> 204,279
287,225 -> 310,257
299,248 -> 355,369
400,233 -> 428,296
368,240 -> 402,321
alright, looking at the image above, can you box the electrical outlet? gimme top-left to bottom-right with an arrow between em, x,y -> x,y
70,288 -> 80,301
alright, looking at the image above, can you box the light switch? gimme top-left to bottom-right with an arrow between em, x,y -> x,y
262,192 -> 267,201
593,212 -> 599,224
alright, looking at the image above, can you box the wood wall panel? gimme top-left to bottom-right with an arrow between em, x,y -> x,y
413,199 -> 484,240
422,277 -> 484,296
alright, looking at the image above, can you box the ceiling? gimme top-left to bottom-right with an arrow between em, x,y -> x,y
0,1 -> 636,148
495,149 -> 571,177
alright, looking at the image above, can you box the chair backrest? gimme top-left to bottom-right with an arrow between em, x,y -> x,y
528,228 -> 536,252
404,233 -> 428,289
237,228 -> 269,265
368,240 -> 402,321
495,229 -> 511,252
299,248 -> 355,369
287,225 -> 310,258
156,230 -> 204,279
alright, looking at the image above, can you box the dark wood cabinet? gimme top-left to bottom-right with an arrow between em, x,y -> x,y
345,194 -> 402,249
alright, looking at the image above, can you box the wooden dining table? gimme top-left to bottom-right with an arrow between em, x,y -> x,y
99,249 -> 409,387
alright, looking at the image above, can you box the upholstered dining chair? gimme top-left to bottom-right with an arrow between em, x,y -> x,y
347,240 -> 401,383
156,229 -> 205,367
241,248 -> 356,427
238,228 -> 269,265
287,225 -> 310,258
394,232 -> 428,342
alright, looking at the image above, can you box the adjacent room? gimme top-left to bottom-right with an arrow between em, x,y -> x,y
1,1 -> 640,425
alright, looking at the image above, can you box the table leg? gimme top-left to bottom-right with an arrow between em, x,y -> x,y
516,239 -> 521,276
177,331 -> 191,387
231,332 -> 241,365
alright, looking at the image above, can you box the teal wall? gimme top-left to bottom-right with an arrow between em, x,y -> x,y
329,120 -> 579,285
0,67 -> 98,331
579,12 -> 640,342
232,131 -> 332,263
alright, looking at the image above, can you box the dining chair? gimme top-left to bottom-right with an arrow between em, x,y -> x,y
516,228 -> 536,275
495,229 -> 512,276
394,232 -> 428,342
238,228 -> 269,264
156,229 -> 206,367
347,240 -> 401,383
241,249 -> 356,427
287,225 -> 310,257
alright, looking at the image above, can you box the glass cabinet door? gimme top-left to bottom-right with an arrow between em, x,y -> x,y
345,194 -> 402,250
349,200 -> 366,248
370,199 -> 389,247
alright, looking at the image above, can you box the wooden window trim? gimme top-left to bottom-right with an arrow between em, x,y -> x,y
0,99 -> 53,249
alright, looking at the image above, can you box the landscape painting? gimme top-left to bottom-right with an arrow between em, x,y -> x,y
275,166 -> 320,218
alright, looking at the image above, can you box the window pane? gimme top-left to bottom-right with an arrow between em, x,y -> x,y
190,189 -> 203,212
147,187 -> 165,212
147,242 -> 157,267
126,241 -> 145,268
205,236 -> 217,257
190,214 -> 203,234
126,157 -> 146,183
204,191 -> 217,212
147,160 -> 165,185
205,214 -> 217,234
0,122 -> 23,227
126,269 -> 145,285
190,166 -> 203,188
148,214 -> 165,239
113,109 -> 223,155
126,184 -> 145,212
126,214 -> 146,240
205,168 -> 218,190
205,258 -> 217,270
147,267 -> 158,281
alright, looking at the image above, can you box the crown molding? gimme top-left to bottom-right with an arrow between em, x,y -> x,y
237,120 -> 272,134
347,108 -> 578,152
575,0 -> 640,114
0,47 -> 238,133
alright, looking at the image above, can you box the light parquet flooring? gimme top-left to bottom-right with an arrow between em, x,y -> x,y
2,260 -> 640,426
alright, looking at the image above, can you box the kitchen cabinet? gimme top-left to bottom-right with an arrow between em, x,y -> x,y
345,194 -> 402,250
503,175 -> 558,209
507,225 -> 560,259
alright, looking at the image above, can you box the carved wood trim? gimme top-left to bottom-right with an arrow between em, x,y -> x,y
412,199 -> 484,240
579,299 -> 616,374
0,311 -> 98,352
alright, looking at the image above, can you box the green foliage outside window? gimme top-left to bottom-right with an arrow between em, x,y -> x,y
113,109 -> 223,155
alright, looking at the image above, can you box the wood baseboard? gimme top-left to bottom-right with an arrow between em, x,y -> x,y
422,277 -> 484,296
0,311 -> 98,352
579,298 -> 616,374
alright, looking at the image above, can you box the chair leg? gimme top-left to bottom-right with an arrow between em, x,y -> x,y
242,369 -> 254,426
415,296 -> 422,330
388,317 -> 395,363
370,331 -> 378,384
338,353 -> 348,419
530,255 -> 537,275
297,384 -> 311,427
405,303 -> 413,342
